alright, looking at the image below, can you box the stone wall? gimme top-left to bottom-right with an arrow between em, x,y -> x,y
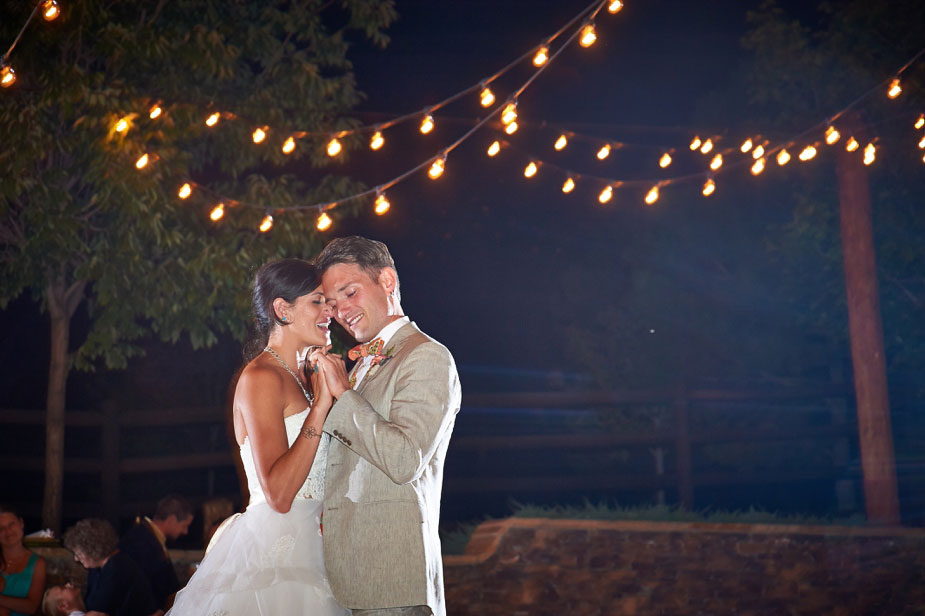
443,518 -> 925,616
36,518 -> 925,615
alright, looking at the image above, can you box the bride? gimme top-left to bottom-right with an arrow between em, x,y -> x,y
168,258 -> 347,614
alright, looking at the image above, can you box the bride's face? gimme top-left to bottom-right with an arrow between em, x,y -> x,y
284,286 -> 332,348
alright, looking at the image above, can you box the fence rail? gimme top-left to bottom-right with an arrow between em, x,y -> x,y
1,382 -> 864,524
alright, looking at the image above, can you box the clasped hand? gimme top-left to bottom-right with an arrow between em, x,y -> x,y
308,345 -> 350,400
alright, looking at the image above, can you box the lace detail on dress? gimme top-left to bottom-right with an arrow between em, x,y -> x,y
260,534 -> 296,568
240,408 -> 329,507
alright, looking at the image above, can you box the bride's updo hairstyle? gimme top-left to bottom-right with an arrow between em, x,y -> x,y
244,258 -> 321,361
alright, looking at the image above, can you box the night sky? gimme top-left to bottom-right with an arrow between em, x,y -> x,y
4,0 -> 922,527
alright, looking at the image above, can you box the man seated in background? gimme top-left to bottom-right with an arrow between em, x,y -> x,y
41,584 -> 86,616
118,495 -> 193,611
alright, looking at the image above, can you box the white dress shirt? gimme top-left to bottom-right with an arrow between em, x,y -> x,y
351,316 -> 410,388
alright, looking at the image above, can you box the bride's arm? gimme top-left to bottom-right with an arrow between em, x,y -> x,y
236,365 -> 331,513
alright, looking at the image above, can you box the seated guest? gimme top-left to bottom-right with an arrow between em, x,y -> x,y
119,495 -> 193,610
0,504 -> 47,616
63,518 -> 158,616
41,584 -> 86,616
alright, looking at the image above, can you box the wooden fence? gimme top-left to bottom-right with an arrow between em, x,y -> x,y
0,382 -> 866,525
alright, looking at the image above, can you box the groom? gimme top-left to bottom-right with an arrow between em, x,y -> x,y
314,236 -> 461,616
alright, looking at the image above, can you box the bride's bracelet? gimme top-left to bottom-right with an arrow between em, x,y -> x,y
301,426 -> 321,440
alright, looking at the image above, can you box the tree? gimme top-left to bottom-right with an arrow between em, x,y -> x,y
0,0 -> 396,531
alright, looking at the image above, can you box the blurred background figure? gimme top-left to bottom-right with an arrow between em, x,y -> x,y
41,583 -> 86,616
119,495 -> 193,611
63,518 -> 158,616
0,504 -> 47,616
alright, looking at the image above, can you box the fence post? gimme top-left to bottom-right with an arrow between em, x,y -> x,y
101,402 -> 120,524
674,386 -> 693,509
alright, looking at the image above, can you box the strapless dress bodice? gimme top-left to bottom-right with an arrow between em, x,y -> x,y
240,408 -> 329,507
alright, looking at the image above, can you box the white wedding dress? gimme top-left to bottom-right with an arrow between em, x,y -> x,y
167,408 -> 347,615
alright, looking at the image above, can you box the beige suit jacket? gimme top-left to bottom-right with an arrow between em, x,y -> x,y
322,322 -> 461,615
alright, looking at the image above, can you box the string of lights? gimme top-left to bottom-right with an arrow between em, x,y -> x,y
3,1 -> 923,232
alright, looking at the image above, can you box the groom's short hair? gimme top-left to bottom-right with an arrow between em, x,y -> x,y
316,236 -> 398,286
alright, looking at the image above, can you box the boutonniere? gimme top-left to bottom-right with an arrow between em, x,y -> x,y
369,346 -> 395,369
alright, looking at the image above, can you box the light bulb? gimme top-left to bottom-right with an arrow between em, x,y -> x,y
598,185 -> 613,204
282,136 -> 296,154
659,152 -> 672,168
42,0 -> 59,21
645,185 -> 660,205
374,194 -> 390,215
562,177 -> 575,193
579,23 -> 597,48
0,65 -> 15,87
751,158 -> 766,175
702,178 -> 716,196
863,143 -> 876,165
428,157 -> 445,180
480,87 -> 495,107
597,144 -> 611,160
608,0 -> 623,13
487,141 -> 501,157
501,102 -> 517,125
210,203 -> 225,221
915,114 -> 925,130
259,214 -> 273,232
710,153 -> 723,170
205,112 -> 220,127
699,139 -> 714,154
115,118 -> 129,133
887,78 -> 902,99
420,114 -> 434,134
740,139 -> 753,153
316,212 -> 332,231
846,137 -> 859,152
149,104 -> 162,119
370,130 -> 384,150
504,121 -> 518,135
689,136 -> 702,151
533,46 -> 549,67
776,148 -> 791,165
918,135 -> 925,149
524,162 -> 538,178
252,127 -> 267,144
799,145 -> 817,161
752,144 -> 765,159
135,153 -> 149,169
178,183 -> 192,199
326,137 -> 342,157
554,134 -> 568,150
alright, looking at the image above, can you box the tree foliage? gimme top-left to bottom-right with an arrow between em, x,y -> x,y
0,0 -> 397,369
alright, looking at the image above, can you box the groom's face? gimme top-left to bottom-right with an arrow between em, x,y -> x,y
322,262 -> 393,343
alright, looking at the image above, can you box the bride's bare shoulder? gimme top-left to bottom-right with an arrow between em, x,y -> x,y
236,359 -> 285,408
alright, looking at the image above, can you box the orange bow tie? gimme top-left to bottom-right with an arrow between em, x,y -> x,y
348,337 -> 385,361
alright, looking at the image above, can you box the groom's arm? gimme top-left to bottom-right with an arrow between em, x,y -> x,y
324,341 -> 461,485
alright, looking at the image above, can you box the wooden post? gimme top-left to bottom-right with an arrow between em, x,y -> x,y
674,388 -> 693,509
101,402 -> 120,525
835,126 -> 900,525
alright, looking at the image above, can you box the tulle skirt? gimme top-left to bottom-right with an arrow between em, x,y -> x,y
167,500 -> 348,615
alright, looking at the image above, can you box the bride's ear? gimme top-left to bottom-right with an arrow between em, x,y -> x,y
272,297 -> 291,323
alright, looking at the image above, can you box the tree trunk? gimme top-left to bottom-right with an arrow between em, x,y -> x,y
835,129 -> 901,525
42,278 -> 86,533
